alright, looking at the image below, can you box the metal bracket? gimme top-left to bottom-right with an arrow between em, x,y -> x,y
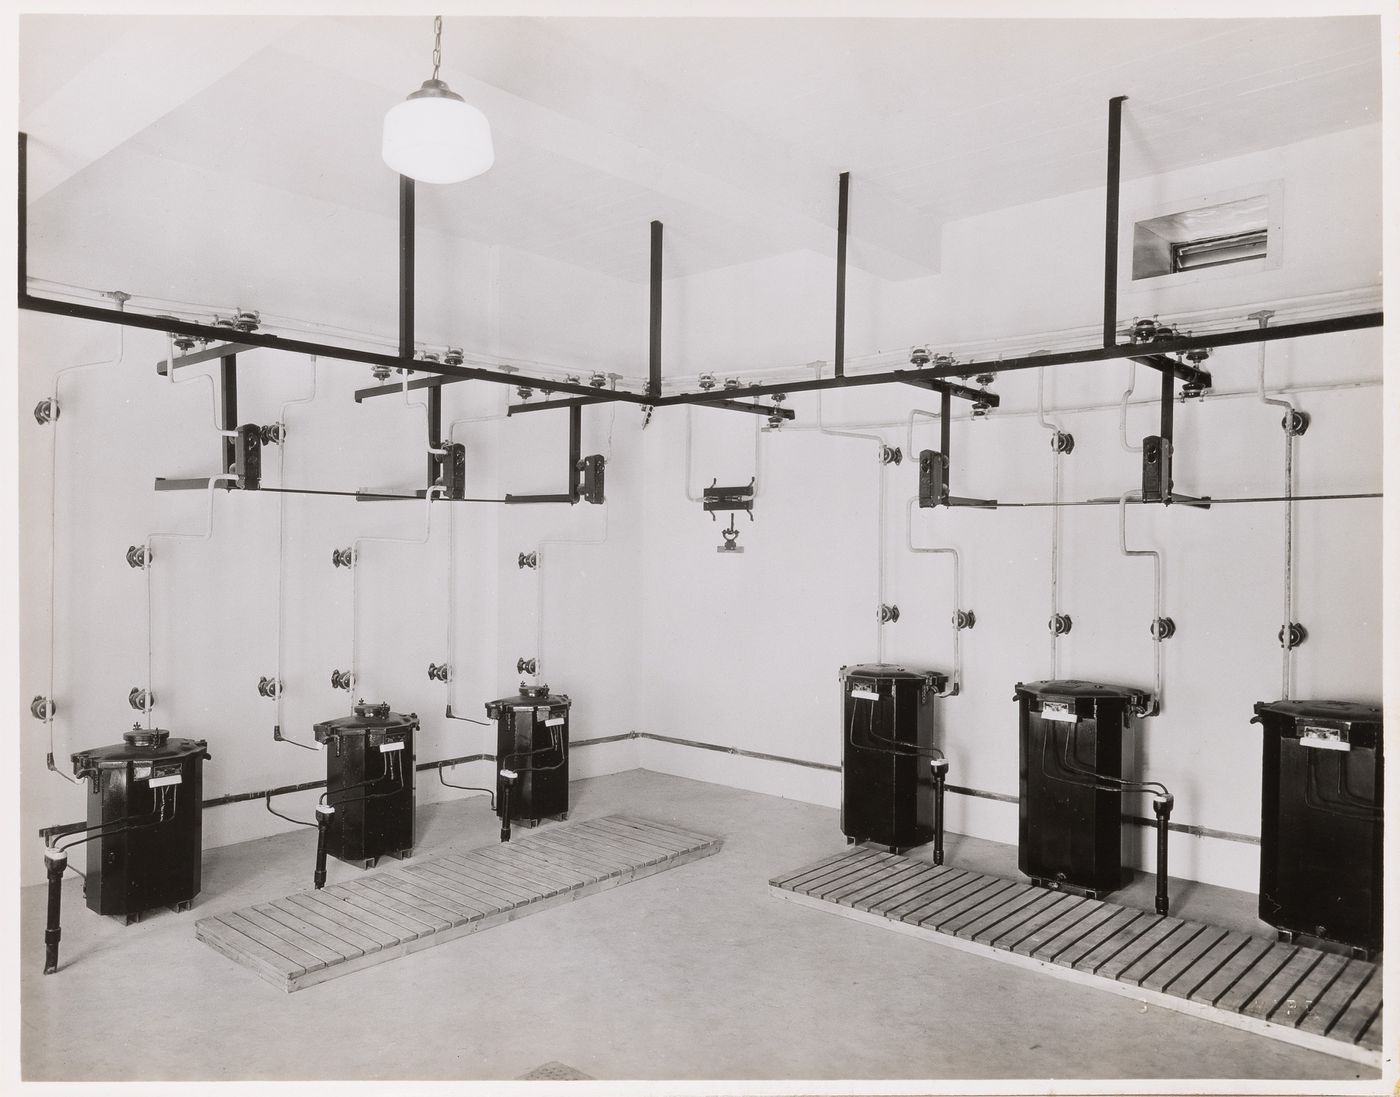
427,663 -> 450,682
126,545 -> 149,569
1050,431 -> 1074,454
31,696 -> 54,720
259,423 -> 283,446
518,551 -> 538,569
1150,617 -> 1176,640
332,547 -> 355,568
330,669 -> 355,691
257,676 -> 281,698
717,515 -> 744,554
767,393 -> 787,429
879,445 -> 902,466
128,687 -> 153,711
1279,623 -> 1308,649
953,610 -> 976,631
703,479 -> 755,516
1282,409 -> 1310,436
517,658 -> 537,676
878,604 -> 900,624
33,397 -> 58,424
1048,614 -> 1073,637
577,454 -> 606,505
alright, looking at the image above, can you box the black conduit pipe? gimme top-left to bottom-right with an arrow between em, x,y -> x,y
43,848 -> 66,974
313,805 -> 333,890
498,771 -> 516,842
930,759 -> 948,867
1153,793 -> 1174,915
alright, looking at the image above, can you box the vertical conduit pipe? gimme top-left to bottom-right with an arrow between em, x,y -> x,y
686,399 -> 764,503
144,475 -> 237,729
1119,361 -> 1143,453
272,357 -> 320,749
815,364 -> 889,661
533,403 -> 619,682
1118,490 -> 1164,713
42,316 -> 127,781
349,486 -> 444,711
906,498 -> 962,695
1253,311 -> 1299,700
164,332 -> 241,440
1036,367 -> 1065,677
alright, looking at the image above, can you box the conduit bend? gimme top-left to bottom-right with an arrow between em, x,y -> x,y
814,365 -> 891,663
1119,361 -> 1143,454
1118,490 -> 1164,715
1253,311 -> 1301,701
349,486 -> 444,712
143,475 -> 238,729
42,313 -> 128,782
906,498 -> 962,696
164,333 -> 240,439
272,357 -> 321,750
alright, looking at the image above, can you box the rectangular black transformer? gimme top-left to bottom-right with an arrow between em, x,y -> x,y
313,702 -> 417,869
1253,699 -> 1383,956
486,684 -> 571,825
840,664 -> 947,852
71,726 -> 209,923
1016,680 -> 1145,899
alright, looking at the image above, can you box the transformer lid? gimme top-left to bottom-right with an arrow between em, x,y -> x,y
1253,698 -> 1383,725
313,701 -> 417,742
485,683 -> 572,713
72,727 -> 208,771
1015,680 -> 1142,701
841,663 -> 946,688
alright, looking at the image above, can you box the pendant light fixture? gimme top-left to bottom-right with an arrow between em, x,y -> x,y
382,15 -> 494,185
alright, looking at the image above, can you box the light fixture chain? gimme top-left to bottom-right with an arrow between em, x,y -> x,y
432,15 -> 442,81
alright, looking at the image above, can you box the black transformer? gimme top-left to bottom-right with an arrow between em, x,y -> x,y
485,683 -> 571,833
313,701 -> 417,869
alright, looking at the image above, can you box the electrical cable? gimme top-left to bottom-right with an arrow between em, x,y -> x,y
846,693 -> 945,760
264,792 -> 317,828
437,765 -> 496,807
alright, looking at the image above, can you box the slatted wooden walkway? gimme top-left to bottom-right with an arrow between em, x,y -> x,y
197,814 -> 721,992
771,848 -> 1381,1067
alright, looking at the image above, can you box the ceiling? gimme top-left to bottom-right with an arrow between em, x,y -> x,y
19,13 -> 1382,283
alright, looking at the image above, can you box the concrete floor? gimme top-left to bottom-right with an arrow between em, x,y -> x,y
20,770 -> 1380,1083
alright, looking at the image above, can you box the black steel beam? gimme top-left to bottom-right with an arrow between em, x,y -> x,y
900,377 -> 1002,407
427,383 -> 443,487
399,174 -> 415,359
1159,365 -> 1174,450
156,342 -> 257,374
504,493 -> 575,505
649,220 -> 662,399
1129,352 -> 1212,389
940,388 -> 951,461
220,353 -> 238,477
356,374 -> 461,402
1104,95 -> 1126,350
507,394 -> 613,416
17,132 -> 26,305
655,311 -> 1381,407
568,402 -> 582,503
835,171 -> 849,378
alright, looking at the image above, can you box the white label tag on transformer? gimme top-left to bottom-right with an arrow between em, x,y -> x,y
148,773 -> 182,788
545,717 -> 565,727
1041,702 -> 1078,723
851,689 -> 879,701
133,762 -> 153,780
1300,726 -> 1350,751
379,741 -> 405,753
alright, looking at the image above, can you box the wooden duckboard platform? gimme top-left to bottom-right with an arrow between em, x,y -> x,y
197,814 -> 721,992
770,848 -> 1381,1068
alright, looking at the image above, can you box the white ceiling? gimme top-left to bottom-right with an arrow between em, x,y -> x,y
19,13 -> 1381,283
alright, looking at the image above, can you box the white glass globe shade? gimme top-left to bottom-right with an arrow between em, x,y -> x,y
383,92 -> 494,185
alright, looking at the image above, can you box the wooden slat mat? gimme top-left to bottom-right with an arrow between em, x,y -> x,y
197,815 -> 721,992
770,848 -> 1381,1068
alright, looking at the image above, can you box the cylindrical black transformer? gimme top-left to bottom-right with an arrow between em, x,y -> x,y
1015,680 -> 1146,899
313,701 -> 417,869
840,664 -> 947,852
1252,699 -> 1383,956
485,684 -> 571,826
70,725 -> 209,923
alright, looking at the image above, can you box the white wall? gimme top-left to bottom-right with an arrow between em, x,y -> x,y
18,155 -> 644,887
636,123 -> 1384,890
19,119 -> 1383,895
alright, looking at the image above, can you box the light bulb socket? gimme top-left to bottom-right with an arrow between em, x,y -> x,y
408,78 -> 465,103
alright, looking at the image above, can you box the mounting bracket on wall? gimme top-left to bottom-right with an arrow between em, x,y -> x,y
517,657 -> 537,676
329,669 -> 354,691
128,687 -> 153,711
518,551 -> 538,569
427,663 -> 450,682
31,696 -> 54,720
1048,614 -> 1073,637
257,676 -> 281,698
126,545 -> 149,569
917,389 -> 997,509
953,610 -> 976,631
878,604 -> 900,624
718,515 -> 744,554
331,547 -> 355,568
1279,623 -> 1308,649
